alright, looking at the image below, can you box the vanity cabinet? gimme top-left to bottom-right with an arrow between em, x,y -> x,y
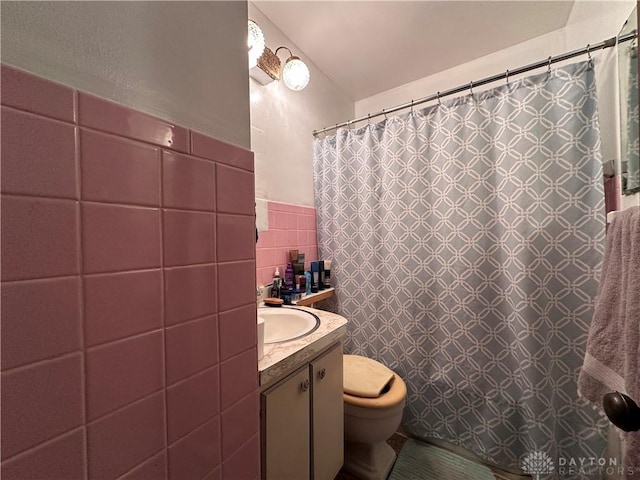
261,342 -> 344,480
261,365 -> 310,479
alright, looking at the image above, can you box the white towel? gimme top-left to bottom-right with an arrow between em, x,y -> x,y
578,206 -> 640,477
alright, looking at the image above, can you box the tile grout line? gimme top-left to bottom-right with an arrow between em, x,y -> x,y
75,86 -> 90,480
159,147 -> 170,478
213,157 -> 224,475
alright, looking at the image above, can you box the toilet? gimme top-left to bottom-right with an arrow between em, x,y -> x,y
343,355 -> 407,480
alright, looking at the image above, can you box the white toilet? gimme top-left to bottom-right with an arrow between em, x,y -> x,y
343,355 -> 407,480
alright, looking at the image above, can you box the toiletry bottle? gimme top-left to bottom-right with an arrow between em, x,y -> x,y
318,260 -> 325,290
305,271 -> 312,295
285,263 -> 294,290
310,262 -> 319,293
324,260 -> 332,287
270,267 -> 281,298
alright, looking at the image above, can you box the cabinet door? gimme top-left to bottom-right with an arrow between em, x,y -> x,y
262,366 -> 311,480
311,343 -> 344,480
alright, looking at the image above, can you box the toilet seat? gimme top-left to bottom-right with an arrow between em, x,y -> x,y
343,356 -> 407,409
344,355 -> 395,398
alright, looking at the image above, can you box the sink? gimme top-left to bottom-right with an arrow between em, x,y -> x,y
258,307 -> 321,344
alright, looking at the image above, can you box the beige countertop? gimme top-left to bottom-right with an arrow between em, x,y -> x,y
258,306 -> 348,387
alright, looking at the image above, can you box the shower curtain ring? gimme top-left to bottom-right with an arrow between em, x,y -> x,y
547,56 -> 552,74
437,91 -> 441,105
367,113 -> 371,125
587,44 -> 592,63
505,69 -> 510,85
410,100 -> 414,114
382,108 -> 387,119
469,81 -> 474,96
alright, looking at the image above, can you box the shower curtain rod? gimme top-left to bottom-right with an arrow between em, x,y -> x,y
312,31 -> 637,136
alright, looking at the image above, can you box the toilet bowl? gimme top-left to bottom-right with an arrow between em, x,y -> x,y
343,355 -> 407,480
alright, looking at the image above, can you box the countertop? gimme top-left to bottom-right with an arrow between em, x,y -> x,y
258,306 -> 348,387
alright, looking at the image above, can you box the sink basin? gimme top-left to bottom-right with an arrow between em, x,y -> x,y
258,307 -> 321,344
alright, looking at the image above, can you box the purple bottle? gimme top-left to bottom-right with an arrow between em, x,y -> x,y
284,263 -> 295,290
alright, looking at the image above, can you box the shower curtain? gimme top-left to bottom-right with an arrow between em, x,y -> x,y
313,61 -> 609,475
624,45 -> 639,193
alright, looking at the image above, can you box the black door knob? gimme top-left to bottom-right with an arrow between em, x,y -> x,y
602,392 -> 640,432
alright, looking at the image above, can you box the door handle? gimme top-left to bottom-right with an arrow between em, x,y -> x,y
603,392 -> 640,432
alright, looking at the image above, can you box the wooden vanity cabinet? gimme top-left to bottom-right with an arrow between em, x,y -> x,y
261,342 -> 344,480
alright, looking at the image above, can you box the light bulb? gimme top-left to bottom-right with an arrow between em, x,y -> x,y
248,20 -> 265,69
282,57 -> 310,91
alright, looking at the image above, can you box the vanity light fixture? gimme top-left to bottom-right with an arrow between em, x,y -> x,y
247,21 -> 310,91
275,46 -> 310,91
248,19 -> 265,68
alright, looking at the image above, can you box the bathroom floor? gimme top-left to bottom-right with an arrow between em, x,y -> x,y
334,433 -> 532,480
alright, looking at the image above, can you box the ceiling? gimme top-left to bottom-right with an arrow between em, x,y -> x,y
253,1 -> 578,101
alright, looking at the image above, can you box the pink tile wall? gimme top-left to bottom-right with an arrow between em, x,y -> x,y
255,202 -> 318,286
0,65 -> 260,480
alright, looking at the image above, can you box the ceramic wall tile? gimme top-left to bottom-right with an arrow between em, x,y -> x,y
0,64 -> 75,122
221,434 -> 260,480
167,418 -> 220,480
1,354 -> 83,459
166,367 -> 219,444
86,331 -> 164,421
1,277 -> 81,370
0,429 -> 85,480
221,391 -> 259,458
219,348 -> 258,411
216,165 -> 254,215
1,107 -> 77,199
216,214 -> 255,262
81,129 -> 160,206
162,151 -> 215,211
1,197 -> 79,281
165,316 -> 218,385
78,92 -> 188,152
82,203 -> 161,274
84,270 -> 162,347
217,261 -> 256,312
87,392 -> 165,480
191,131 -> 253,172
163,210 -> 215,267
164,265 -> 217,326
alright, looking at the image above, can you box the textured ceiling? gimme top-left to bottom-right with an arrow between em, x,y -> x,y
253,1 -> 576,100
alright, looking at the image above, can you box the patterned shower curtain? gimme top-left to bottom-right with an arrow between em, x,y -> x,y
624,46 -> 639,193
313,62 -> 609,475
